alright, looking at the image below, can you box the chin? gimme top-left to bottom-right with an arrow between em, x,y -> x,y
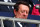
24,17 -> 28,19
19,17 -> 27,19
22,17 -> 27,19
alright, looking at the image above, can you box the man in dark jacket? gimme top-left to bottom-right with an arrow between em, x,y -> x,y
13,1 -> 31,27
3,1 -> 31,27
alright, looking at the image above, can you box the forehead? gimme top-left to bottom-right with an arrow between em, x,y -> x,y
19,4 -> 29,11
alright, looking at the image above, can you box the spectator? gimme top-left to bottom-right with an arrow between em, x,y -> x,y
13,1 -> 31,27
3,1 -> 31,27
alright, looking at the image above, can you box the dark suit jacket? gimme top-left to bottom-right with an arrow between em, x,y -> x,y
3,20 -> 31,27
15,22 -> 31,27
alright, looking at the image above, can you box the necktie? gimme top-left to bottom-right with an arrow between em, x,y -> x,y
17,22 -> 28,27
21,23 -> 26,27
21,23 -> 29,27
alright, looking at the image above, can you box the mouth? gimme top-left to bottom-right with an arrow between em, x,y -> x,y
22,16 -> 27,19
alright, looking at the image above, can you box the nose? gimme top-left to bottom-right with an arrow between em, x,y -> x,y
25,12 -> 27,15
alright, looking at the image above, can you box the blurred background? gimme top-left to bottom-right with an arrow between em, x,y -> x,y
0,0 -> 40,27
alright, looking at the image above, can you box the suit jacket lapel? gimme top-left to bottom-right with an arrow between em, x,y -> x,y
15,22 -> 20,27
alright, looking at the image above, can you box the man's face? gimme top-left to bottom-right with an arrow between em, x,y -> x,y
14,4 -> 29,19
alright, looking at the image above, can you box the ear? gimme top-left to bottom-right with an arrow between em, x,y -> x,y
14,9 -> 16,15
